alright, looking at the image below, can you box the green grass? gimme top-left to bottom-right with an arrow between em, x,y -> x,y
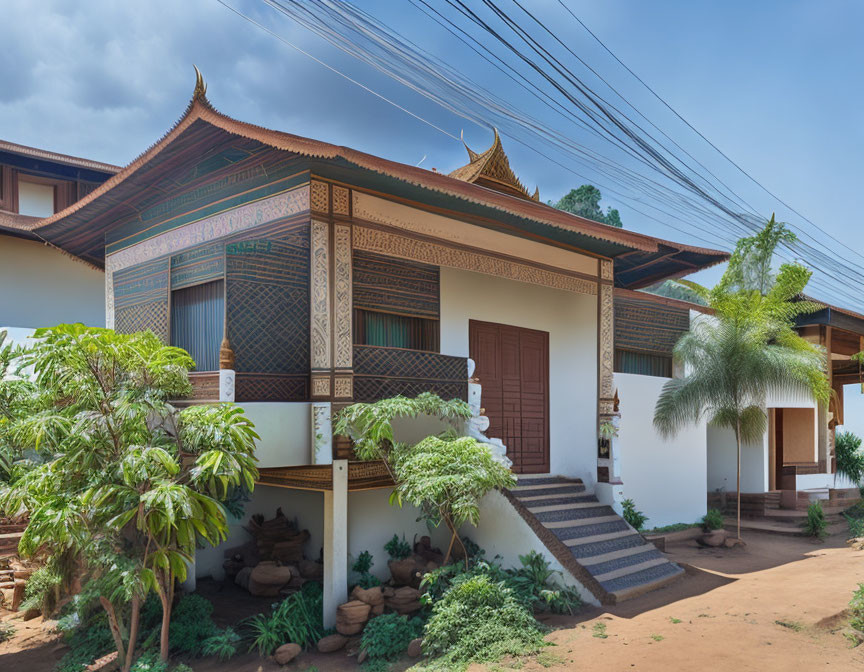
642,523 -> 700,534
650,634 -> 664,642
592,623 -> 608,639
774,619 -> 804,632
669,617 -> 682,624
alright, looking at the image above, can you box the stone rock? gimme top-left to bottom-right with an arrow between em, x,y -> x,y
407,637 -> 423,658
317,633 -> 349,653
22,607 -> 41,621
11,580 -> 26,611
357,650 -> 368,664
371,603 -> 384,616
298,559 -> 324,581
381,586 -> 395,599
274,642 -> 302,665
84,651 -> 118,672
234,566 -> 253,591
249,562 -> 292,597
388,557 -> 417,586
697,529 -> 729,547
723,536 -> 746,549
386,586 -> 422,615
351,585 -> 384,606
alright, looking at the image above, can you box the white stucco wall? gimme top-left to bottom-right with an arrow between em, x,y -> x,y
707,425 -> 767,493
460,490 -> 599,606
195,484 -> 448,583
0,235 -> 104,328
614,373 -> 707,527
439,267 -> 597,481
243,402 -> 312,468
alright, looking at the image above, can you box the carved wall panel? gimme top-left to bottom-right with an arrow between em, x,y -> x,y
310,219 -> 331,371
333,224 -> 353,370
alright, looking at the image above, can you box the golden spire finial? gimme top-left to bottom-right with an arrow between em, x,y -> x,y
192,65 -> 207,100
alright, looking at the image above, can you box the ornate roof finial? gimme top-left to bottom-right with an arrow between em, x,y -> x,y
192,64 -> 207,100
449,127 -> 539,202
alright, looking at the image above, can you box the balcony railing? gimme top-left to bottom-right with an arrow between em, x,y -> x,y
353,345 -> 468,403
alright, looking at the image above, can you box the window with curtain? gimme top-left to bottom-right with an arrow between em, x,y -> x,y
354,309 -> 439,352
614,349 -> 672,378
171,280 -> 224,371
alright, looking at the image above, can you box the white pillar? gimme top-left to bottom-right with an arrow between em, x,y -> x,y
323,459 -> 348,627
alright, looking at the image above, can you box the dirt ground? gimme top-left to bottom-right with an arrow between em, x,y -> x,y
2,531 -> 863,672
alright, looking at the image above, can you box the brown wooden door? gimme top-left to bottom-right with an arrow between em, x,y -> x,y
469,320 -> 549,473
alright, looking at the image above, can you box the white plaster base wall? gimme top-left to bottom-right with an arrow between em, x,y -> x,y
243,402 -> 312,468
0,235 -> 104,328
614,373 -> 707,527
707,425 -> 767,493
439,267 -> 597,481
460,490 -> 599,606
195,485 -> 448,583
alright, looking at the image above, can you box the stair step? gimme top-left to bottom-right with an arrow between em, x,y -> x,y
579,542 -> 658,566
609,563 -> 685,601
511,480 -> 583,492
563,529 -> 636,547
528,501 -> 605,513
514,490 -> 592,503
544,515 -> 620,529
533,505 -> 614,524
593,557 -> 670,583
556,520 -> 631,542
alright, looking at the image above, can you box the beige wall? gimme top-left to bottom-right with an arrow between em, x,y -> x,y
0,235 -> 104,328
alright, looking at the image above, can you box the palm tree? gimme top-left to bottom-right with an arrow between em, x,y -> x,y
654,219 -> 830,540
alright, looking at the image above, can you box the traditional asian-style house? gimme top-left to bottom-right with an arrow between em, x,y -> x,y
0,139 -> 116,340
25,70 -> 732,620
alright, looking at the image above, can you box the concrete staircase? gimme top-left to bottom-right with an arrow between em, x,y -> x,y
501,476 -> 684,604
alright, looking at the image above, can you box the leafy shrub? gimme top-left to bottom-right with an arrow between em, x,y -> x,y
845,514 -> 864,540
702,509 -> 725,531
384,534 -> 412,560
836,432 -> 864,486
0,622 -> 15,642
352,550 -> 381,589
621,498 -> 648,531
201,626 -> 241,660
245,581 -> 324,655
169,593 -> 217,655
55,612 -> 115,672
360,613 -> 423,662
19,563 -> 64,614
423,574 -> 545,668
507,551 -> 581,615
802,501 -> 828,539
129,652 -> 169,672
850,583 -> 864,634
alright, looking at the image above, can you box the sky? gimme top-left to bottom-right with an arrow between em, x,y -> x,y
3,0 -> 863,256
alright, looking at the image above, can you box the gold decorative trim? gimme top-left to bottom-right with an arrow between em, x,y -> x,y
600,259 -> 613,282
333,224 -> 353,369
311,180 -> 329,214
332,185 -> 350,216
311,374 -> 331,398
334,375 -> 353,400
598,282 -> 615,406
352,225 -> 596,296
310,220 -> 331,370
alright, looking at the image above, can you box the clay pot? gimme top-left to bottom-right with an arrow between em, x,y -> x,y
386,586 -> 422,615
298,559 -> 324,581
317,633 -> 349,653
234,566 -> 253,591
336,600 -> 371,635
371,603 -> 384,616
274,642 -> 302,665
351,585 -> 384,606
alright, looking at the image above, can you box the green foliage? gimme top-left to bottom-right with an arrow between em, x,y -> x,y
802,501 -> 828,539
850,583 -> 864,634
201,626 -> 241,661
351,550 -> 382,589
835,432 -> 864,487
642,523 -> 700,533
361,613 -> 423,662
507,551 -> 582,615
621,499 -> 648,531
0,325 -> 260,666
244,582 -> 324,655
384,534 -> 413,560
129,652 -> 169,672
19,561 -> 64,613
169,594 -> 216,655
0,621 -> 15,642
702,509 -> 725,531
844,514 -> 864,540
423,574 -> 545,669
642,281 -> 707,305
592,623 -> 608,639
553,185 -> 623,228
55,613 -> 115,672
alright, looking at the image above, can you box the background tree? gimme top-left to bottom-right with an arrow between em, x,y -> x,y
553,184 -> 623,228
653,219 -> 830,539
834,431 -> 864,488
334,393 -> 515,563
0,325 -> 259,670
